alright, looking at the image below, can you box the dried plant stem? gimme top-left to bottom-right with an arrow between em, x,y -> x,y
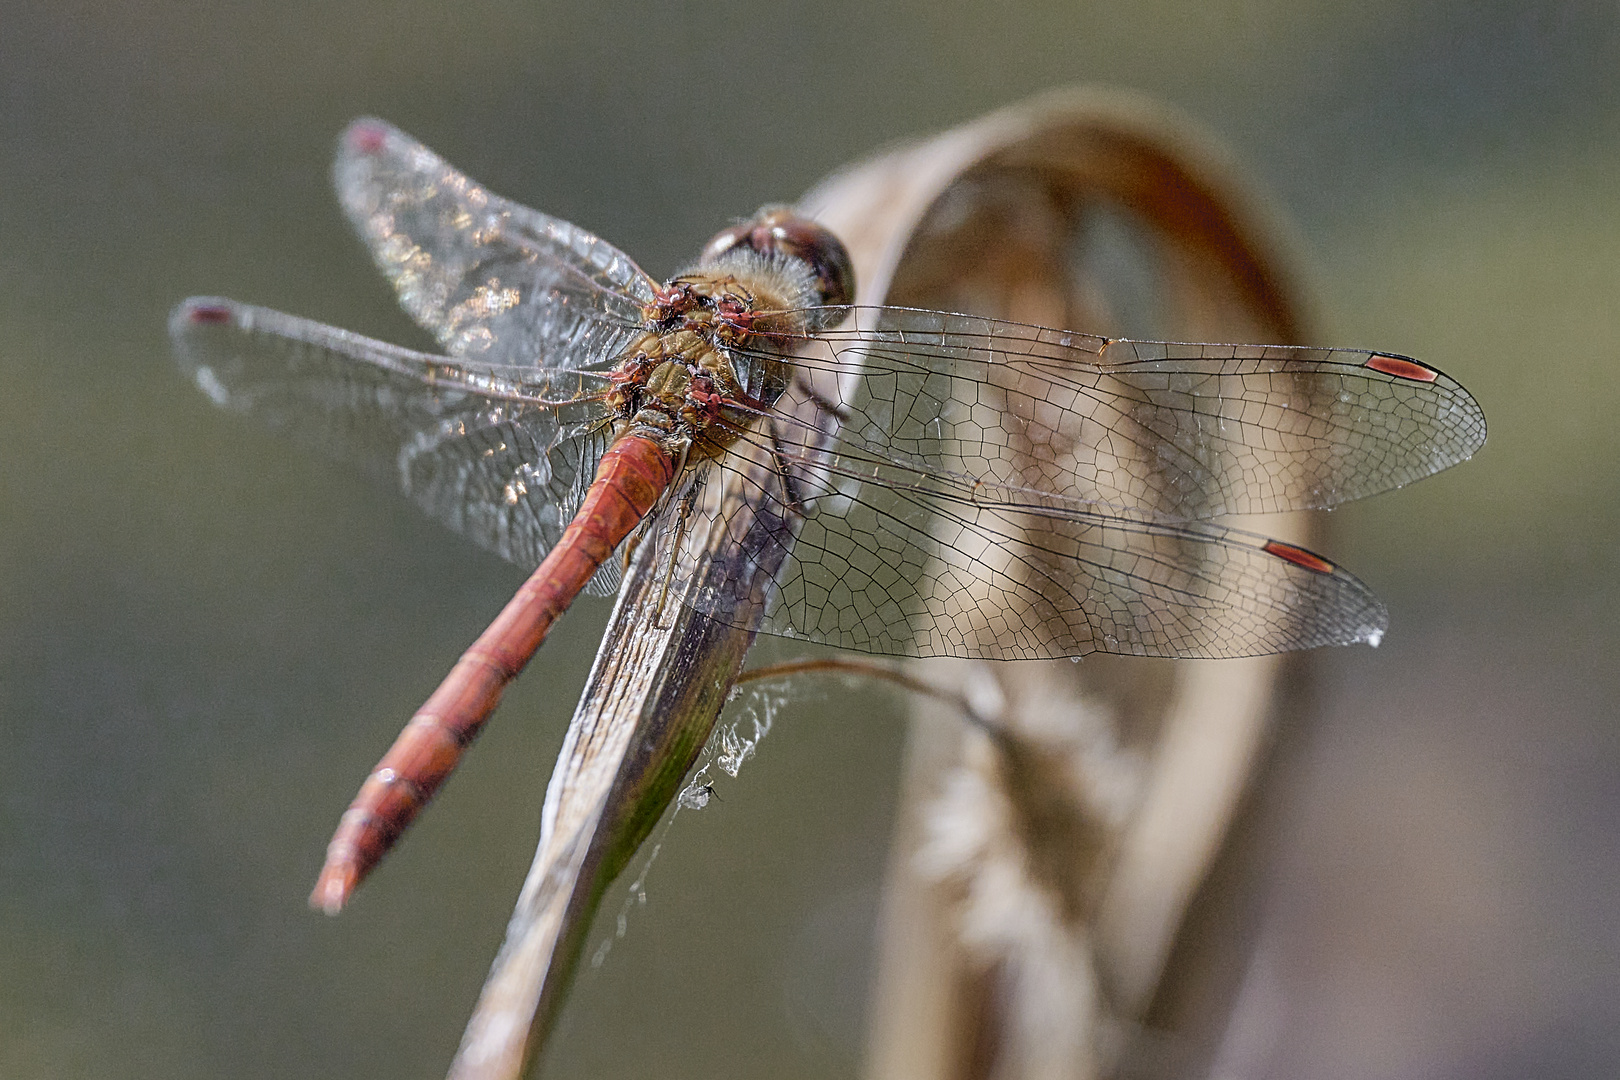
737,657 -> 1000,735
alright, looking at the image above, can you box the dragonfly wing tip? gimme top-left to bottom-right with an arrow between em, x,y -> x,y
342,118 -> 391,156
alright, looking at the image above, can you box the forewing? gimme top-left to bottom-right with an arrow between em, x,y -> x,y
772,306 -> 1486,522
171,297 -> 615,579
334,118 -> 656,367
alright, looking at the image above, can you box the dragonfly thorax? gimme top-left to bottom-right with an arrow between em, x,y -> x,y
609,247 -> 836,452
610,208 -> 857,452
605,310 -> 773,455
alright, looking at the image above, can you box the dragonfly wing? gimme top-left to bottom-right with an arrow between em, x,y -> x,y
697,419 -> 1386,660
172,297 -> 615,576
334,118 -> 656,367
779,306 -> 1486,521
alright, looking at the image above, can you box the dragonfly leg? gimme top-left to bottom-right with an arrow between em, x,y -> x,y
764,417 -> 808,516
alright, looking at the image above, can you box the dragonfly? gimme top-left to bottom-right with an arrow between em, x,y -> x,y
171,118 -> 1486,915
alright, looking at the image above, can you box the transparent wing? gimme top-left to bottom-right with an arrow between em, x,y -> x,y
676,302 -> 1489,659
334,117 -> 657,367
680,411 -> 1387,660
755,306 -> 1487,522
171,297 -> 619,585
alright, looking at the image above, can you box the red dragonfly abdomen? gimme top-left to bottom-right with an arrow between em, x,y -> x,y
310,433 -> 676,913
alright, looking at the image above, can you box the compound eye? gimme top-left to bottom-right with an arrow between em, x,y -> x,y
763,214 -> 856,310
701,206 -> 856,310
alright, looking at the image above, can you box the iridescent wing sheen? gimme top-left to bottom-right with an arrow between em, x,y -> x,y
171,298 -> 620,589
681,305 -> 1484,659
333,118 -> 656,369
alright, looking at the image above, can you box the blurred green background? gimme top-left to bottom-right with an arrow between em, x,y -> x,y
2,1 -> 1615,1077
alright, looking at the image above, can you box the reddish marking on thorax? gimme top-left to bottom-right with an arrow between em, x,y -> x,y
309,434 -> 676,913
1262,539 -> 1336,575
1366,353 -> 1439,383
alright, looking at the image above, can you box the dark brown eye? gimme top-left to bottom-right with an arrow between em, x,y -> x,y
702,205 -> 856,309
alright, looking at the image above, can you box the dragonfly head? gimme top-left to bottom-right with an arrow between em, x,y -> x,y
700,205 -> 855,328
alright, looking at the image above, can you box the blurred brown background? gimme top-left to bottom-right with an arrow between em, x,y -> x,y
1,2 -> 1615,1077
